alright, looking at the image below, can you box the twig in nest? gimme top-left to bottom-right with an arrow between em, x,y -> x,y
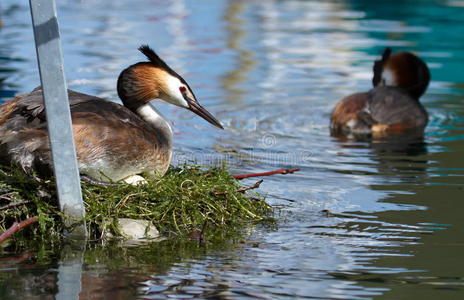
213,179 -> 263,196
0,192 -> 19,201
236,179 -> 264,193
232,168 -> 300,180
0,216 -> 39,244
0,200 -> 31,211
116,192 -> 147,208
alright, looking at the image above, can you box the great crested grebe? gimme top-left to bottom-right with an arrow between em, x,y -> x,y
330,48 -> 430,137
0,45 -> 223,184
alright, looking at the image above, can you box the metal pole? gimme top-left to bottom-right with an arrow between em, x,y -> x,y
29,0 -> 86,237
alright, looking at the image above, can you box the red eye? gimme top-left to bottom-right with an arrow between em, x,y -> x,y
179,86 -> 187,93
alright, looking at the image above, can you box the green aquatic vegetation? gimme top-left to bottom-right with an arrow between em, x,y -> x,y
0,166 -> 273,241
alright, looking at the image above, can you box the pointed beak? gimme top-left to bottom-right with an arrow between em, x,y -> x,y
184,96 -> 224,129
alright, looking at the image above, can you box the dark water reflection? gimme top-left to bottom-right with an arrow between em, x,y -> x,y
1,0 -> 464,299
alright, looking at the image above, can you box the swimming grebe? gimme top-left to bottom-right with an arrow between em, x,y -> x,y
0,45 -> 223,183
330,48 -> 430,137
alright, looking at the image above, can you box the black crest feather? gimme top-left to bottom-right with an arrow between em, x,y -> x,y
137,44 -> 197,99
372,47 -> 393,87
138,45 -> 172,71
381,47 -> 392,62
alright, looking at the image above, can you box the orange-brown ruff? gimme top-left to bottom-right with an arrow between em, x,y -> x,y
330,48 -> 430,137
0,45 -> 223,183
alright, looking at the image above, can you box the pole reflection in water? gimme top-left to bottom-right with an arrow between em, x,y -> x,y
56,243 -> 84,300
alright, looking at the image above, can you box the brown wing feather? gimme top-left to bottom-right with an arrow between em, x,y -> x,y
0,88 -> 170,178
330,92 -> 371,134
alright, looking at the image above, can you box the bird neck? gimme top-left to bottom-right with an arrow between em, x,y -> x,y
117,63 -> 173,147
135,103 -> 173,148
117,62 -> 162,111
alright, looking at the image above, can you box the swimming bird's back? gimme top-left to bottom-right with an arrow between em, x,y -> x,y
330,86 -> 428,136
367,86 -> 428,131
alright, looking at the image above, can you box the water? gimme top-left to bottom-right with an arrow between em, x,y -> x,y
1,0 -> 464,299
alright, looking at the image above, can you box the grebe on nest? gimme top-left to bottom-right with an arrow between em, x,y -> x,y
330,48 -> 430,137
0,45 -> 223,184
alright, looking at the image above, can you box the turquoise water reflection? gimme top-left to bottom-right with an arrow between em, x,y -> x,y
1,0 -> 464,299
